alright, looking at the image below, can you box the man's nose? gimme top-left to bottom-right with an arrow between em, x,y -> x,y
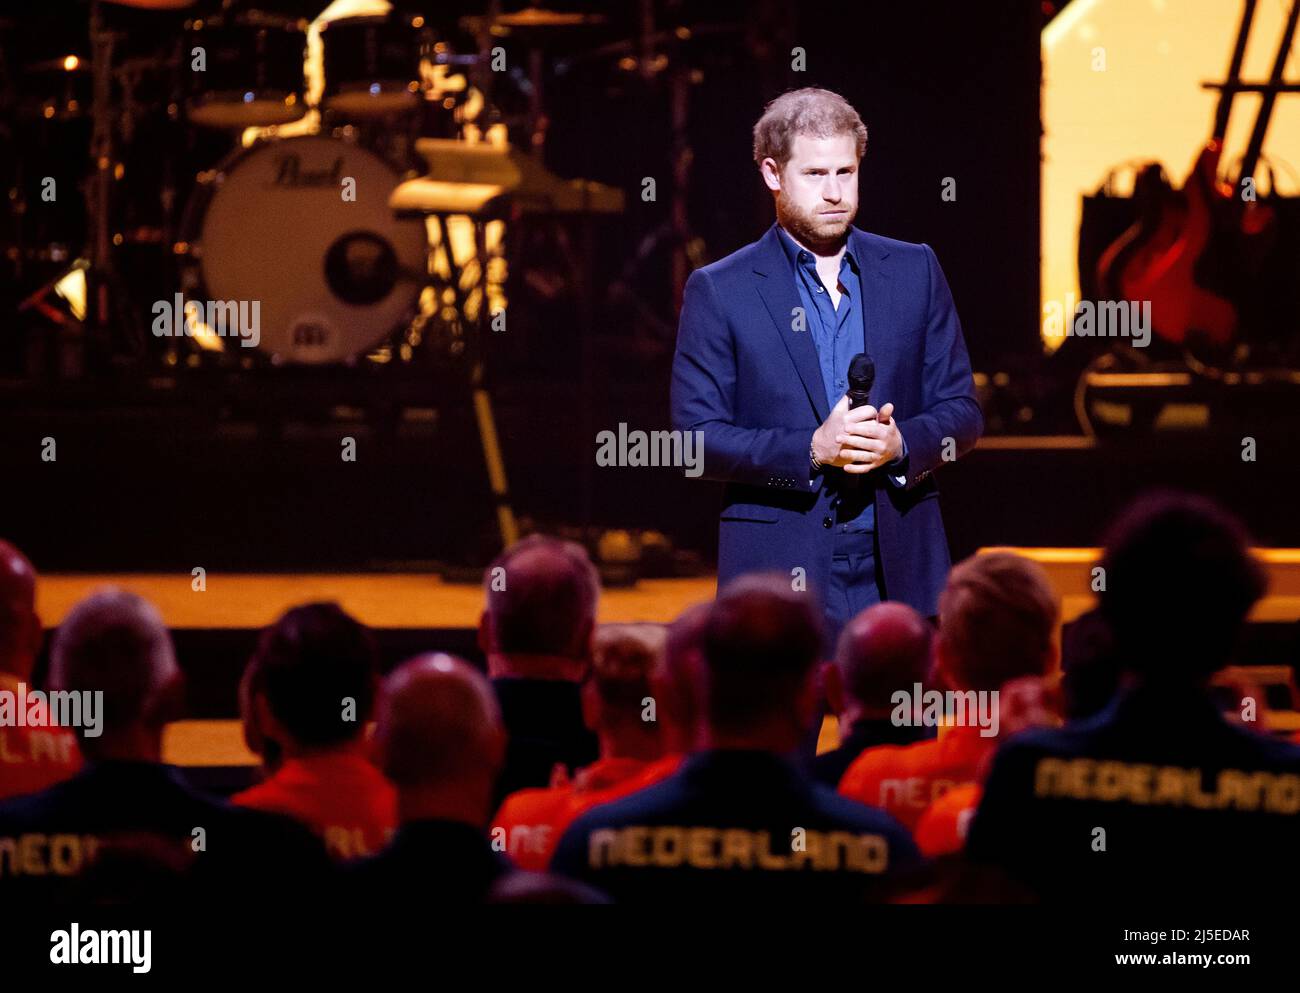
823,180 -> 842,202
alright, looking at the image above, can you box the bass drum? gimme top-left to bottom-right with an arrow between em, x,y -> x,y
180,135 -> 427,364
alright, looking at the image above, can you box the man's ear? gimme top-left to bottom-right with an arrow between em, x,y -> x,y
147,667 -> 188,729
477,611 -> 492,655
933,635 -> 957,692
574,616 -> 595,667
484,721 -> 508,779
760,157 -> 783,193
19,609 -> 43,682
794,669 -> 820,734
822,661 -> 845,717
252,692 -> 288,751
239,666 -> 263,756
580,680 -> 600,733
1045,637 -> 1062,678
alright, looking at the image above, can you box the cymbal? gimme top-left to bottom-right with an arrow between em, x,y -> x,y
460,9 -> 606,35
494,9 -> 605,28
102,0 -> 194,8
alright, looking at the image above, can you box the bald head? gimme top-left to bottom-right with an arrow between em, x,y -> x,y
0,541 -> 36,606
49,589 -> 179,756
834,602 -> 933,710
376,654 -> 504,794
0,540 -> 40,680
483,535 -> 600,663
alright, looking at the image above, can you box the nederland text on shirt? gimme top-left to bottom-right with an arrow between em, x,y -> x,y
586,826 -> 891,872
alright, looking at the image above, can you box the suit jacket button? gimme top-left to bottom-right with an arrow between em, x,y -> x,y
823,517 -> 833,528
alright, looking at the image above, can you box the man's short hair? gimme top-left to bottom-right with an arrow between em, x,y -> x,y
1099,491 -> 1266,678
938,553 -> 1059,693
1060,607 -> 1121,719
49,589 -> 177,738
663,602 -> 709,686
590,624 -> 664,711
702,574 -> 823,733
752,87 -> 868,169
248,602 -> 378,748
484,535 -> 600,658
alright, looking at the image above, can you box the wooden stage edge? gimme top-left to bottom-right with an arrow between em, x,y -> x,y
37,547 -> 1300,629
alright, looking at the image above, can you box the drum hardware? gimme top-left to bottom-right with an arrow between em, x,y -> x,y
12,0 -> 625,371
319,10 -> 431,121
184,7 -> 309,130
390,138 -> 624,549
457,7 -> 608,162
12,0 -> 194,374
572,5 -> 740,317
176,133 -> 427,365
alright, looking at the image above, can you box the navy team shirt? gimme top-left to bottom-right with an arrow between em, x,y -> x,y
0,760 -> 331,903
967,682 -> 1300,902
550,749 -> 922,903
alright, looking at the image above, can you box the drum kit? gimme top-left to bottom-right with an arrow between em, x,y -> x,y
2,0 -> 747,556
4,0 -> 623,370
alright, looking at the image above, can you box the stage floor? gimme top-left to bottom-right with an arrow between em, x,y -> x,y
30,547 -> 1293,774
37,547 -> 1300,628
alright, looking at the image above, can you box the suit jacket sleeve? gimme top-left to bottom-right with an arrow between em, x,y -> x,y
670,267 -> 812,491
896,245 -> 983,490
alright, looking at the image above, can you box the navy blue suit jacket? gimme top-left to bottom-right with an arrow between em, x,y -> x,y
670,224 -> 982,617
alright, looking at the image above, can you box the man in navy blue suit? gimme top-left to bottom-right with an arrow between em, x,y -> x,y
671,88 -> 982,640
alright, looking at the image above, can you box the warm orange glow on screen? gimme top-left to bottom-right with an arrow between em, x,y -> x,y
1041,0 -> 1300,350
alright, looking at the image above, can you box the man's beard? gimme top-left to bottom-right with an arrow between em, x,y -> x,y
776,197 -> 856,252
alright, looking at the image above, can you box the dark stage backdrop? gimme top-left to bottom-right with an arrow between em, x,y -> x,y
0,0 -> 1044,572
542,0 -> 1042,372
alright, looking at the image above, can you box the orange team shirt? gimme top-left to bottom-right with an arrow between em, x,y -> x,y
232,749 -> 397,861
0,674 -> 83,802
914,782 -> 983,858
493,754 -> 683,871
838,724 -> 996,832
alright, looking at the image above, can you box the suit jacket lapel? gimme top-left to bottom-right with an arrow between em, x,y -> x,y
753,225 -> 830,424
851,228 -> 894,408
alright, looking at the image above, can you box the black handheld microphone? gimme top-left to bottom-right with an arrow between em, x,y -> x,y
847,353 -> 875,410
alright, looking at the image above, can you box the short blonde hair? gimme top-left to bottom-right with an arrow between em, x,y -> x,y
938,553 -> 1059,692
591,623 -> 665,707
752,88 -> 868,169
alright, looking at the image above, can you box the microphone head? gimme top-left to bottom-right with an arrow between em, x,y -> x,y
848,353 -> 875,394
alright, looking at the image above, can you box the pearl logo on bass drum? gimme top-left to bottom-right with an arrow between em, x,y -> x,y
267,154 -> 346,190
